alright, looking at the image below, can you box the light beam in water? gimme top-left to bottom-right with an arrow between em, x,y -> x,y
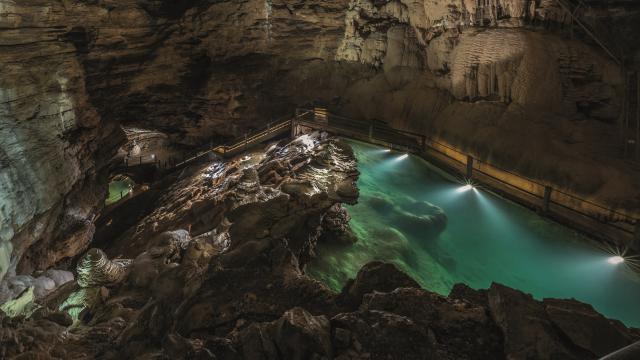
608,256 -> 625,265
457,184 -> 474,193
456,179 -> 479,193
596,242 -> 640,272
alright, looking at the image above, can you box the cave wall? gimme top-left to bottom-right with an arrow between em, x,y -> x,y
0,0 -> 167,287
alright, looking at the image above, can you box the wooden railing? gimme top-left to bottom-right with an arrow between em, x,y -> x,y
211,118 -> 294,156
117,106 -> 638,247
166,111 -> 313,172
294,109 -> 639,248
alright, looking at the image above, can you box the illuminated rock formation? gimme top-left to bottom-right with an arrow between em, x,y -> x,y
76,249 -> 131,288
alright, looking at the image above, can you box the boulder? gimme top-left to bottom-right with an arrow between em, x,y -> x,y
331,310 -> 433,359
543,298 -> 635,357
339,261 -> 420,307
362,287 -> 503,360
272,307 -> 333,359
487,283 -> 591,360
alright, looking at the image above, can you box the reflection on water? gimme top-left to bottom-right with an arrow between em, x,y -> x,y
307,139 -> 640,327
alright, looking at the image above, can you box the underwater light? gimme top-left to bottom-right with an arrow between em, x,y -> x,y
384,149 -> 391,152
397,154 -> 409,160
607,256 -> 625,265
456,184 -> 474,193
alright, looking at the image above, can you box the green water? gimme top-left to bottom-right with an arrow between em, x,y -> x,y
105,177 -> 135,205
307,139 -> 640,327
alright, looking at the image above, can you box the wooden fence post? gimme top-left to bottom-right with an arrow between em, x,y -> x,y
543,186 -> 553,214
632,222 -> 640,251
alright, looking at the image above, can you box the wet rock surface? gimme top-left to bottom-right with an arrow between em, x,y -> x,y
1,135 -> 638,359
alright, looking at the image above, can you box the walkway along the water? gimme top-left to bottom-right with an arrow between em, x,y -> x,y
116,107 -> 639,251
292,109 -> 639,251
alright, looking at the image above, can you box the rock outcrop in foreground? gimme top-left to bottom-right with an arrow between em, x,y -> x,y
1,135 -> 638,359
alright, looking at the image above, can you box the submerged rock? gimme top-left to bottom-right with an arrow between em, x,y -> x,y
339,261 -> 420,307
319,203 -> 358,245
367,197 -> 448,241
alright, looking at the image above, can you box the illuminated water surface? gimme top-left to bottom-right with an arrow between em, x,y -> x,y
106,177 -> 135,205
307,139 -> 640,327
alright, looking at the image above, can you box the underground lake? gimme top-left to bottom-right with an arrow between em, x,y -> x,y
307,139 -> 640,328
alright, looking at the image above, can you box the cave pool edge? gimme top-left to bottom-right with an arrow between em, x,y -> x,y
306,138 -> 640,328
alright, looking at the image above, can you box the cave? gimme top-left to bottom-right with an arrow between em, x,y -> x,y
2,0 -> 640,359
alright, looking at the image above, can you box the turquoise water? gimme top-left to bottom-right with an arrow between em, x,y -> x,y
106,177 -> 135,205
307,139 -> 640,327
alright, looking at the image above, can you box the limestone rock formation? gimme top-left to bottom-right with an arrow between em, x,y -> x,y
0,1 -> 125,291
1,1 -> 640,357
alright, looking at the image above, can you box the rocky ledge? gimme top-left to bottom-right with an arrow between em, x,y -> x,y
1,134 -> 638,359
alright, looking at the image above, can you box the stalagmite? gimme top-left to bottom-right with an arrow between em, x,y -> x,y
76,248 -> 131,288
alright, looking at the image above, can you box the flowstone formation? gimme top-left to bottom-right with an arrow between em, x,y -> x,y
1,134 -> 639,359
333,0 -> 640,210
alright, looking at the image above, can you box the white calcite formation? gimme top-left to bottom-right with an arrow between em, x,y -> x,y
0,269 -> 74,305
